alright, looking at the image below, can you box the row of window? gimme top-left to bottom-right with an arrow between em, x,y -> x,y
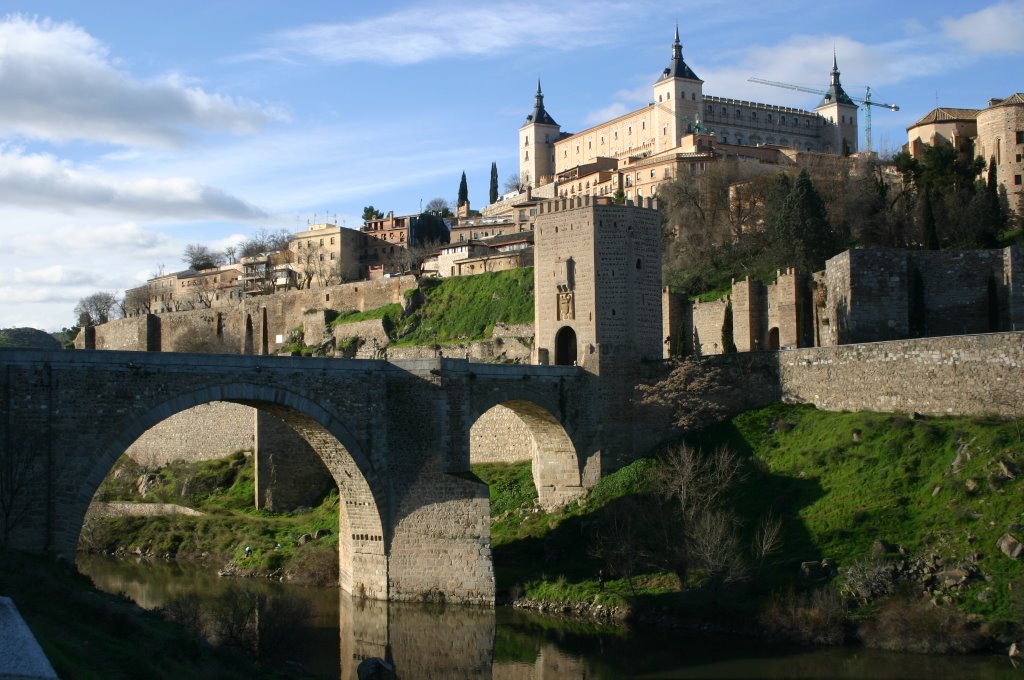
707,105 -> 814,128
658,90 -> 698,103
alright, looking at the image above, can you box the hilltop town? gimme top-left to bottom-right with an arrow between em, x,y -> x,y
71,29 -> 1022,366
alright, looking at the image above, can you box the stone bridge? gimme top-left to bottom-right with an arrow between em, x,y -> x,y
0,349 -> 609,604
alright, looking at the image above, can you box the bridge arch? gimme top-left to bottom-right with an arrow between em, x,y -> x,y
468,387 -> 583,510
74,382 -> 388,599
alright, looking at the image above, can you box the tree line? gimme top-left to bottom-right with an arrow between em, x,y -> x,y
661,143 -> 1017,298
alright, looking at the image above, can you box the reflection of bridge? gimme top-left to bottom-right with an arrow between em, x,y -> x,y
0,348 -> 613,603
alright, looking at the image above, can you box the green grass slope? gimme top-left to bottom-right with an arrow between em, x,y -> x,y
477,404 -> 1024,625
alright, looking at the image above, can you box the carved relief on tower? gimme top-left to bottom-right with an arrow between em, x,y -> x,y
554,257 -> 576,321
557,289 -> 575,321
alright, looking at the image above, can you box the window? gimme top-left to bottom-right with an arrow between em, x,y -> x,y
667,92 -> 671,99
735,108 -> 740,118
691,92 -> 696,101
751,111 -> 757,120
767,113 -> 773,122
330,253 -> 336,260
650,169 -> 656,178
330,237 -> 335,244
1017,131 -> 1024,144
780,116 -> 785,125
524,135 -> 529,145
658,94 -> 662,102
1016,175 -> 1023,186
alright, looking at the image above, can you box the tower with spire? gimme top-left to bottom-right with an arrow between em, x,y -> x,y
652,25 -> 704,153
813,53 -> 859,154
518,80 -> 562,189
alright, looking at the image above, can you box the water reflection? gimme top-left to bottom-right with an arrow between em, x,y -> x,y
78,555 -> 1018,679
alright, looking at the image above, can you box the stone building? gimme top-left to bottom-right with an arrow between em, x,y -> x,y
667,245 -> 1024,357
519,28 -> 858,202
906,93 -> 1024,215
289,222 -> 363,284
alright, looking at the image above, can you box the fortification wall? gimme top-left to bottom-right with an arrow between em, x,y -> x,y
779,332 -> 1024,418
78,316 -> 156,351
689,297 -> 729,356
125,402 -> 255,467
914,250 -> 1004,335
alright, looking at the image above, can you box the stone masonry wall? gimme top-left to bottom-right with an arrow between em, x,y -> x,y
778,332 -> 1024,418
125,402 -> 255,467
913,250 -> 1004,336
689,297 -> 729,356
469,406 -> 533,464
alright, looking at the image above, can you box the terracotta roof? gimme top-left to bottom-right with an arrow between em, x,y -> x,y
908,107 -> 980,128
988,93 -> 1024,107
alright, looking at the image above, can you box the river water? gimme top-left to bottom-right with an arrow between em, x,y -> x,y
77,555 -> 1018,679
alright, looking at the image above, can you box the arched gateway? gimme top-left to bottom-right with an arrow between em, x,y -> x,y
0,350 -> 602,604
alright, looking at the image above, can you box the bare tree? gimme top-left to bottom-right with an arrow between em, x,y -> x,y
503,173 -> 526,194
121,287 -> 151,317
74,291 -> 121,327
638,356 -> 777,432
0,438 -> 42,549
752,509 -> 784,574
651,443 -> 748,589
424,197 -> 450,216
657,443 -> 744,520
239,228 -> 291,258
182,243 -> 222,270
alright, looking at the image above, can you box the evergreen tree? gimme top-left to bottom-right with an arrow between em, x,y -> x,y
922,188 -> 939,250
772,170 -> 839,273
489,162 -> 498,204
457,171 -> 469,207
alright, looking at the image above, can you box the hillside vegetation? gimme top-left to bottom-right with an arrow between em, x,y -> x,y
475,403 -> 1024,648
83,452 -> 340,584
327,268 -> 533,348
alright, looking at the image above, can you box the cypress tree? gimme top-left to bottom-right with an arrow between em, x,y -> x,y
458,171 -> 469,207
921,188 -> 939,250
489,162 -> 498,204
775,170 -> 839,272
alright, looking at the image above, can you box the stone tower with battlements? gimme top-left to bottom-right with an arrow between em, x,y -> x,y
533,195 -> 664,476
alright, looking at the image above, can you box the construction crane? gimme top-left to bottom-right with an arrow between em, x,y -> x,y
748,77 -> 898,154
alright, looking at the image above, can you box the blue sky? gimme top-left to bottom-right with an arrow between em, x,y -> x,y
1,0 -> 1019,330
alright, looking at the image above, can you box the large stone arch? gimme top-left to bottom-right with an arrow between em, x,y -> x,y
71,382 -> 389,599
467,386 -> 583,510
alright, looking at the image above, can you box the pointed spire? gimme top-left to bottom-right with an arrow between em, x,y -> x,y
658,25 -> 699,82
524,79 -> 557,127
817,52 -> 855,108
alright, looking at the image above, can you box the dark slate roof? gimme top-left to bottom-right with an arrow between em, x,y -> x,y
657,26 -> 701,82
525,80 -> 558,127
818,55 -> 855,107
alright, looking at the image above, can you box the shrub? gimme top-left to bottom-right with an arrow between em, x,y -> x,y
859,597 -> 987,654
760,586 -> 847,645
839,558 -> 897,605
285,545 -> 339,586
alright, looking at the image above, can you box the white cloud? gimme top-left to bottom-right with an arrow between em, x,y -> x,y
942,1 -> 1024,54
0,14 -> 284,147
0,149 -> 267,220
8,222 -> 174,258
248,2 -> 624,65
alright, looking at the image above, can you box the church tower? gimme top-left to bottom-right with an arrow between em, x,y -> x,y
652,26 -> 703,153
814,54 -> 859,154
518,81 -> 561,188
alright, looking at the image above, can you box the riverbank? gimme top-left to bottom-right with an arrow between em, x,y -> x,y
476,403 -> 1024,656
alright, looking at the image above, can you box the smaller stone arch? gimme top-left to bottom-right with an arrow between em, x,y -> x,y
469,396 -> 583,510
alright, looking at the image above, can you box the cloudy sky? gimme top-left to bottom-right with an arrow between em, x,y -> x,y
1,1 -> 1019,331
